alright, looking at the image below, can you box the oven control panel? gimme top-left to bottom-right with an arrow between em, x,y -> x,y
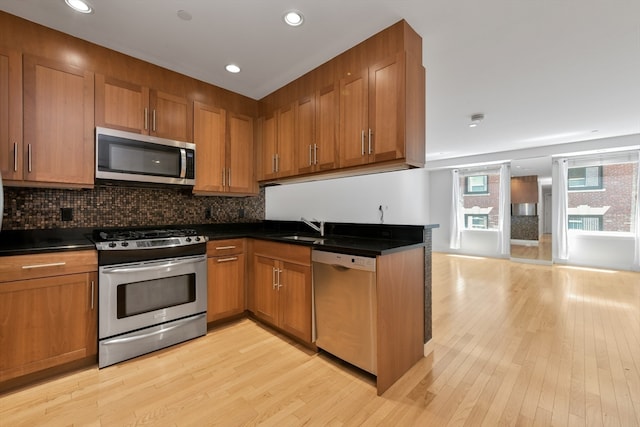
96,236 -> 207,250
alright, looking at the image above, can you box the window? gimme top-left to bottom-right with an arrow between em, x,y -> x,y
465,214 -> 489,229
566,158 -> 638,233
568,215 -> 603,231
465,175 -> 488,194
568,166 -> 603,190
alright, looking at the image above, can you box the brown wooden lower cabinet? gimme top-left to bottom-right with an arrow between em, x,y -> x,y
0,250 -> 98,388
206,239 -> 246,322
0,272 -> 97,383
250,241 -> 312,343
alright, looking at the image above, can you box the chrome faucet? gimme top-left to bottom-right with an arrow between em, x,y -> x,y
301,217 -> 325,237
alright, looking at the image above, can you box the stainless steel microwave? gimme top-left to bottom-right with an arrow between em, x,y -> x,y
95,127 -> 195,187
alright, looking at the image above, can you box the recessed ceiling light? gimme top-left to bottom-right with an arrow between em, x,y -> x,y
225,64 -> 241,74
65,0 -> 93,14
284,10 -> 304,27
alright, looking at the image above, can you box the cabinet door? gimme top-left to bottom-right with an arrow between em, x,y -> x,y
252,255 -> 279,326
228,112 -> 256,194
149,90 -> 192,142
0,273 -> 97,382
369,53 -> 405,163
95,74 -> 150,135
259,113 -> 277,181
193,102 -> 226,194
295,95 -> 315,175
207,254 -> 245,322
0,47 -> 22,181
276,103 -> 296,178
23,55 -> 94,186
315,82 -> 339,172
339,69 -> 369,168
279,262 -> 312,343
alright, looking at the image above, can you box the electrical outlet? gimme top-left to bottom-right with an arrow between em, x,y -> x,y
60,207 -> 73,221
238,208 -> 245,218
205,207 -> 212,219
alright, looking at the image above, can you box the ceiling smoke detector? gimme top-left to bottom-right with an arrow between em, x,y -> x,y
469,113 -> 484,128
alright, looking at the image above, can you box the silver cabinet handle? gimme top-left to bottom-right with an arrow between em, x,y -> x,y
22,262 -> 66,269
309,145 -> 313,166
275,153 -> 279,172
144,108 -> 148,130
368,128 -> 373,154
228,168 -> 231,187
90,280 -> 95,310
277,268 -> 283,289
152,109 -> 157,132
272,267 -> 277,289
272,154 -> 276,173
28,144 -> 32,172
215,245 -> 236,250
361,130 -> 365,156
222,168 -> 226,187
217,257 -> 238,263
13,142 -> 18,172
314,143 -> 318,165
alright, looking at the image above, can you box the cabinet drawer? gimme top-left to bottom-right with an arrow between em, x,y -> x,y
252,240 -> 311,266
0,250 -> 98,283
207,238 -> 245,256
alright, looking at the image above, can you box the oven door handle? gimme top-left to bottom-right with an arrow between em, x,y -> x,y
102,315 -> 203,345
102,257 -> 204,274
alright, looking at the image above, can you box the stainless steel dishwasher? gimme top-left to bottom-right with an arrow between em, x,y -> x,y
312,250 -> 377,375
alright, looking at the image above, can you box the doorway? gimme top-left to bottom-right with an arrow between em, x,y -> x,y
510,157 -> 552,264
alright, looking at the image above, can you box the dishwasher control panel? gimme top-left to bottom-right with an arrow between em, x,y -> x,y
311,250 -> 376,272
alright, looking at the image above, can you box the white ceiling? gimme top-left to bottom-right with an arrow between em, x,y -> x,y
1,0 -> 639,164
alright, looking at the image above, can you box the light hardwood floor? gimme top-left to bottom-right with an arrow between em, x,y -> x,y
511,234 -> 552,262
1,253 -> 638,426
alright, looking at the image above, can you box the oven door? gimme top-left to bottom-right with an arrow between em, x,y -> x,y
99,254 -> 207,339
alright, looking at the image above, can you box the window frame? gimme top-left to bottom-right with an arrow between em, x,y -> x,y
568,215 -> 604,231
464,175 -> 489,195
568,165 -> 603,191
464,214 -> 489,230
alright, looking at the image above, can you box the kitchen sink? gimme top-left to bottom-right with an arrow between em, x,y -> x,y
281,235 -> 326,244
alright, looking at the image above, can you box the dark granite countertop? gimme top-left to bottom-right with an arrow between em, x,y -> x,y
0,222 -> 439,258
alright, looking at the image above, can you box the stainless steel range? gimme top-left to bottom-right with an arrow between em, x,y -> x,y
93,228 -> 208,368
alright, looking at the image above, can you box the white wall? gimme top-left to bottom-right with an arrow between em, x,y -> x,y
563,233 -> 636,271
265,168 -> 430,225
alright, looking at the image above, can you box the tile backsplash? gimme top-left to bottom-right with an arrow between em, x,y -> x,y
1,185 -> 265,230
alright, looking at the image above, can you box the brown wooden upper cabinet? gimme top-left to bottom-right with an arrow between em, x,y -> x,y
0,47 -> 22,182
295,82 -> 339,175
340,52 -> 424,168
193,101 -> 257,196
20,55 -> 94,187
95,74 -> 193,142
259,104 -> 296,180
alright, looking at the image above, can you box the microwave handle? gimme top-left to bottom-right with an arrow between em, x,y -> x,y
180,148 -> 187,178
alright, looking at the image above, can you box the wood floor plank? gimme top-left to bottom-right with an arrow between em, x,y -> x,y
1,254 -> 638,426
